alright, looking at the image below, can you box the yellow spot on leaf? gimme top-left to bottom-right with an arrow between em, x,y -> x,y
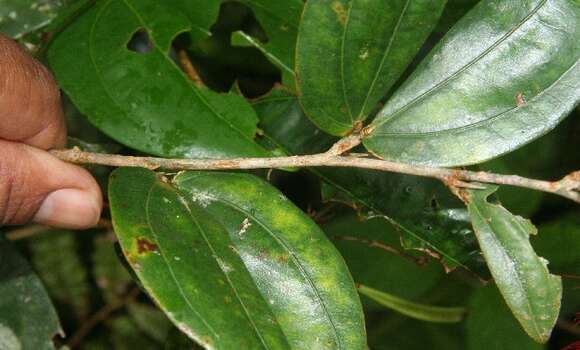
331,1 -> 348,26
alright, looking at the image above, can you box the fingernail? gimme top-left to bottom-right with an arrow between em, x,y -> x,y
33,188 -> 101,229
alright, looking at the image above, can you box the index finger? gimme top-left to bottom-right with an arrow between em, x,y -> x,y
0,34 -> 66,149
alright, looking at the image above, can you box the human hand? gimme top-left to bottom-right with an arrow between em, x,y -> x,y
0,34 -> 102,229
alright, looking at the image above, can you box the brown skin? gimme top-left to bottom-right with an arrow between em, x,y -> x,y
0,34 -> 102,229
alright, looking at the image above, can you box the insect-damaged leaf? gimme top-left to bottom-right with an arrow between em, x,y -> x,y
48,0 -> 268,159
296,0 -> 446,135
465,185 -> 562,343
232,0 -> 303,88
364,0 -> 580,166
109,168 -> 366,349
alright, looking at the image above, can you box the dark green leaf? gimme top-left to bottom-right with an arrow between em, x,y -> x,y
253,89 -> 337,155
364,0 -> 580,166
109,168 -> 289,349
0,236 -> 63,350
357,284 -> 466,323
434,0 -> 480,34
110,168 -> 366,349
467,286 -> 544,350
48,0 -> 269,159
255,91 -> 488,277
0,0 -> 63,38
173,171 -> 367,350
296,0 -> 446,135
466,185 -> 561,343
232,0 -> 303,87
323,214 -> 444,308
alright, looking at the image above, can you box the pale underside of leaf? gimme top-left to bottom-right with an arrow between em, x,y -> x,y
466,185 -> 562,343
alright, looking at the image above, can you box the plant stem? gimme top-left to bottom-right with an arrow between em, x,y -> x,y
49,147 -> 580,204
66,287 -> 140,349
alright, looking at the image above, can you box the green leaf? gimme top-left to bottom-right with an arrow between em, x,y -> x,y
48,0 -> 269,159
467,286 -> 544,350
232,0 -> 303,88
478,126 -> 562,216
323,214 -> 444,309
253,89 -> 338,155
173,171 -> 367,350
364,0 -> 580,166
296,0 -> 446,136
465,185 -> 562,343
110,168 -> 366,349
0,0 -> 64,38
357,284 -> 466,323
255,90 -> 488,277
0,236 -> 63,350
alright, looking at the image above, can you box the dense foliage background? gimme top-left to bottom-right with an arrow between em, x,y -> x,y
0,0 -> 579,349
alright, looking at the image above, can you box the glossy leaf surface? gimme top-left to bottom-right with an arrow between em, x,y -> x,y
109,168 -> 289,349
48,0 -> 268,159
297,0 -> 446,136
232,0 -> 303,87
365,0 -> 580,166
0,237 -> 63,350
110,168 -> 366,349
0,0 -> 63,38
466,185 -> 561,343
174,172 -> 367,350
358,284 -> 465,323
255,91 -> 487,277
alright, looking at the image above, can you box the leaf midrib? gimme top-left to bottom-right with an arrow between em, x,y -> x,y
355,0 -> 411,120
370,58 -> 579,137
178,175 -> 343,349
91,0 -> 259,149
142,183 -> 220,345
469,199 -> 542,338
371,0 -> 549,130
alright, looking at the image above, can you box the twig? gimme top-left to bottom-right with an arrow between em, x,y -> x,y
49,146 -> 580,204
332,235 -> 428,266
67,287 -> 140,349
177,49 -> 204,86
558,319 -> 580,336
5,219 -> 113,241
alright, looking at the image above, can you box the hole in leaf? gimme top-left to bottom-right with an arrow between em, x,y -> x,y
127,28 -> 153,54
172,1 -> 281,97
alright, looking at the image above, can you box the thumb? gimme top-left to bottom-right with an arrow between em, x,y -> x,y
0,140 -> 102,229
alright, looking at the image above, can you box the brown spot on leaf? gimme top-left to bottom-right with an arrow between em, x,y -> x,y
331,1 -> 348,25
136,237 -> 158,255
276,254 -> 290,264
516,92 -> 526,107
